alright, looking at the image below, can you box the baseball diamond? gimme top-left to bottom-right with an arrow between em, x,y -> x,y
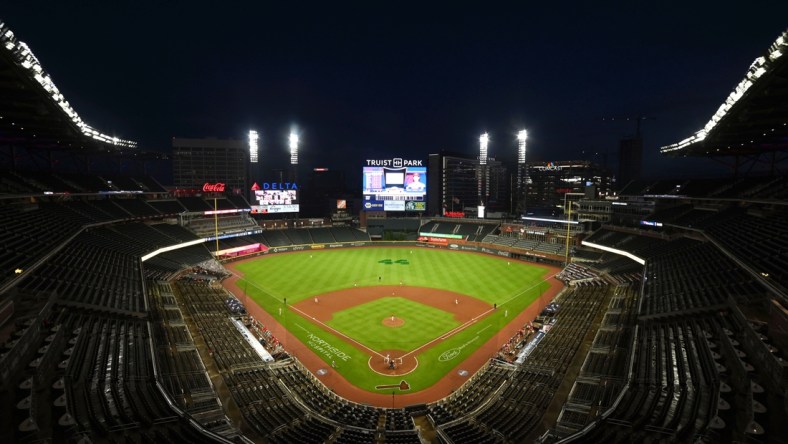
223,246 -> 562,406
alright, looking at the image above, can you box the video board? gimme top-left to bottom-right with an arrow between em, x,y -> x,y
362,165 -> 426,211
251,189 -> 299,214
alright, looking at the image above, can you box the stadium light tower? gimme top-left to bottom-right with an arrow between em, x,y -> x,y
479,133 -> 489,165
478,133 -> 489,213
517,130 -> 527,164
517,130 -> 527,215
289,132 -> 299,165
248,130 -> 259,163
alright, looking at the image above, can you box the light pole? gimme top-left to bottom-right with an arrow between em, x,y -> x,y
283,297 -> 287,351
563,192 -> 584,266
289,132 -> 299,223
517,130 -> 527,216
479,133 -> 489,215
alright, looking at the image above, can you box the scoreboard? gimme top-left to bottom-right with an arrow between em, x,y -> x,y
251,189 -> 299,214
362,165 -> 426,211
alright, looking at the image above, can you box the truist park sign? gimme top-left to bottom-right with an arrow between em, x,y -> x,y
365,158 -> 423,167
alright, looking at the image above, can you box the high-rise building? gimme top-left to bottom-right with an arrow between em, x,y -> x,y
428,152 -> 509,217
618,136 -> 643,188
300,168 -> 350,217
172,138 -> 248,192
525,160 -> 613,216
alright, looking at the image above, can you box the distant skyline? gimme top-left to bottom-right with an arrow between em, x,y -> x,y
3,2 -> 787,184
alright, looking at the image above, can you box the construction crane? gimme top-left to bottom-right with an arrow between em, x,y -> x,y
601,115 -> 655,138
583,116 -> 654,168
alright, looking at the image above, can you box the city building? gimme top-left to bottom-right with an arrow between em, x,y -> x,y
618,135 -> 643,188
525,160 -> 613,216
428,152 -> 509,218
300,168 -> 353,218
172,137 -> 249,193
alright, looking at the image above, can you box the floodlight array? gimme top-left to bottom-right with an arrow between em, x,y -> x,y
248,130 -> 259,163
0,22 -> 137,148
661,29 -> 787,154
289,133 -> 299,165
517,130 -> 527,164
479,133 -> 489,165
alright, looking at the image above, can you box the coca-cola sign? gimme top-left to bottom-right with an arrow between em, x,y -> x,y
203,182 -> 226,192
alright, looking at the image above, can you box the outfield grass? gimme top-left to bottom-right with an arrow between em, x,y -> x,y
235,247 -> 553,393
326,297 -> 460,351
236,247 -> 545,304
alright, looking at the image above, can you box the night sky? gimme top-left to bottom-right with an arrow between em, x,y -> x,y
3,2 -> 787,185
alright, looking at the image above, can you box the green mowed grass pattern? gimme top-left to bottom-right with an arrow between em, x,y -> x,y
326,297 -> 460,352
236,247 -> 545,304
236,247 -> 553,392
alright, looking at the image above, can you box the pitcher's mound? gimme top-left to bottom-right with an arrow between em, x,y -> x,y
382,317 -> 405,327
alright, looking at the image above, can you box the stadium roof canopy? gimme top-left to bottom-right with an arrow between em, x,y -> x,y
660,29 -> 788,157
0,20 -> 149,156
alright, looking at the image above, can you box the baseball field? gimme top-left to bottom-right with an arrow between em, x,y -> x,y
228,246 -> 558,403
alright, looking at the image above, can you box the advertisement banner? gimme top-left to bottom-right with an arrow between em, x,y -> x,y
252,204 -> 300,214
384,200 -> 406,211
363,200 -> 384,211
405,201 -> 426,211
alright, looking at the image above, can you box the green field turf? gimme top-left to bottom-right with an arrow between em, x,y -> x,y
326,297 -> 460,351
235,247 -> 553,393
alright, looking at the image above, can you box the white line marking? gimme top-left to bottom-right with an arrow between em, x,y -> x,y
400,275 -> 557,359
476,325 -> 492,335
289,304 -> 386,359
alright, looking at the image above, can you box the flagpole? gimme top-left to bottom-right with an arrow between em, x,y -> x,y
214,197 -> 219,256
